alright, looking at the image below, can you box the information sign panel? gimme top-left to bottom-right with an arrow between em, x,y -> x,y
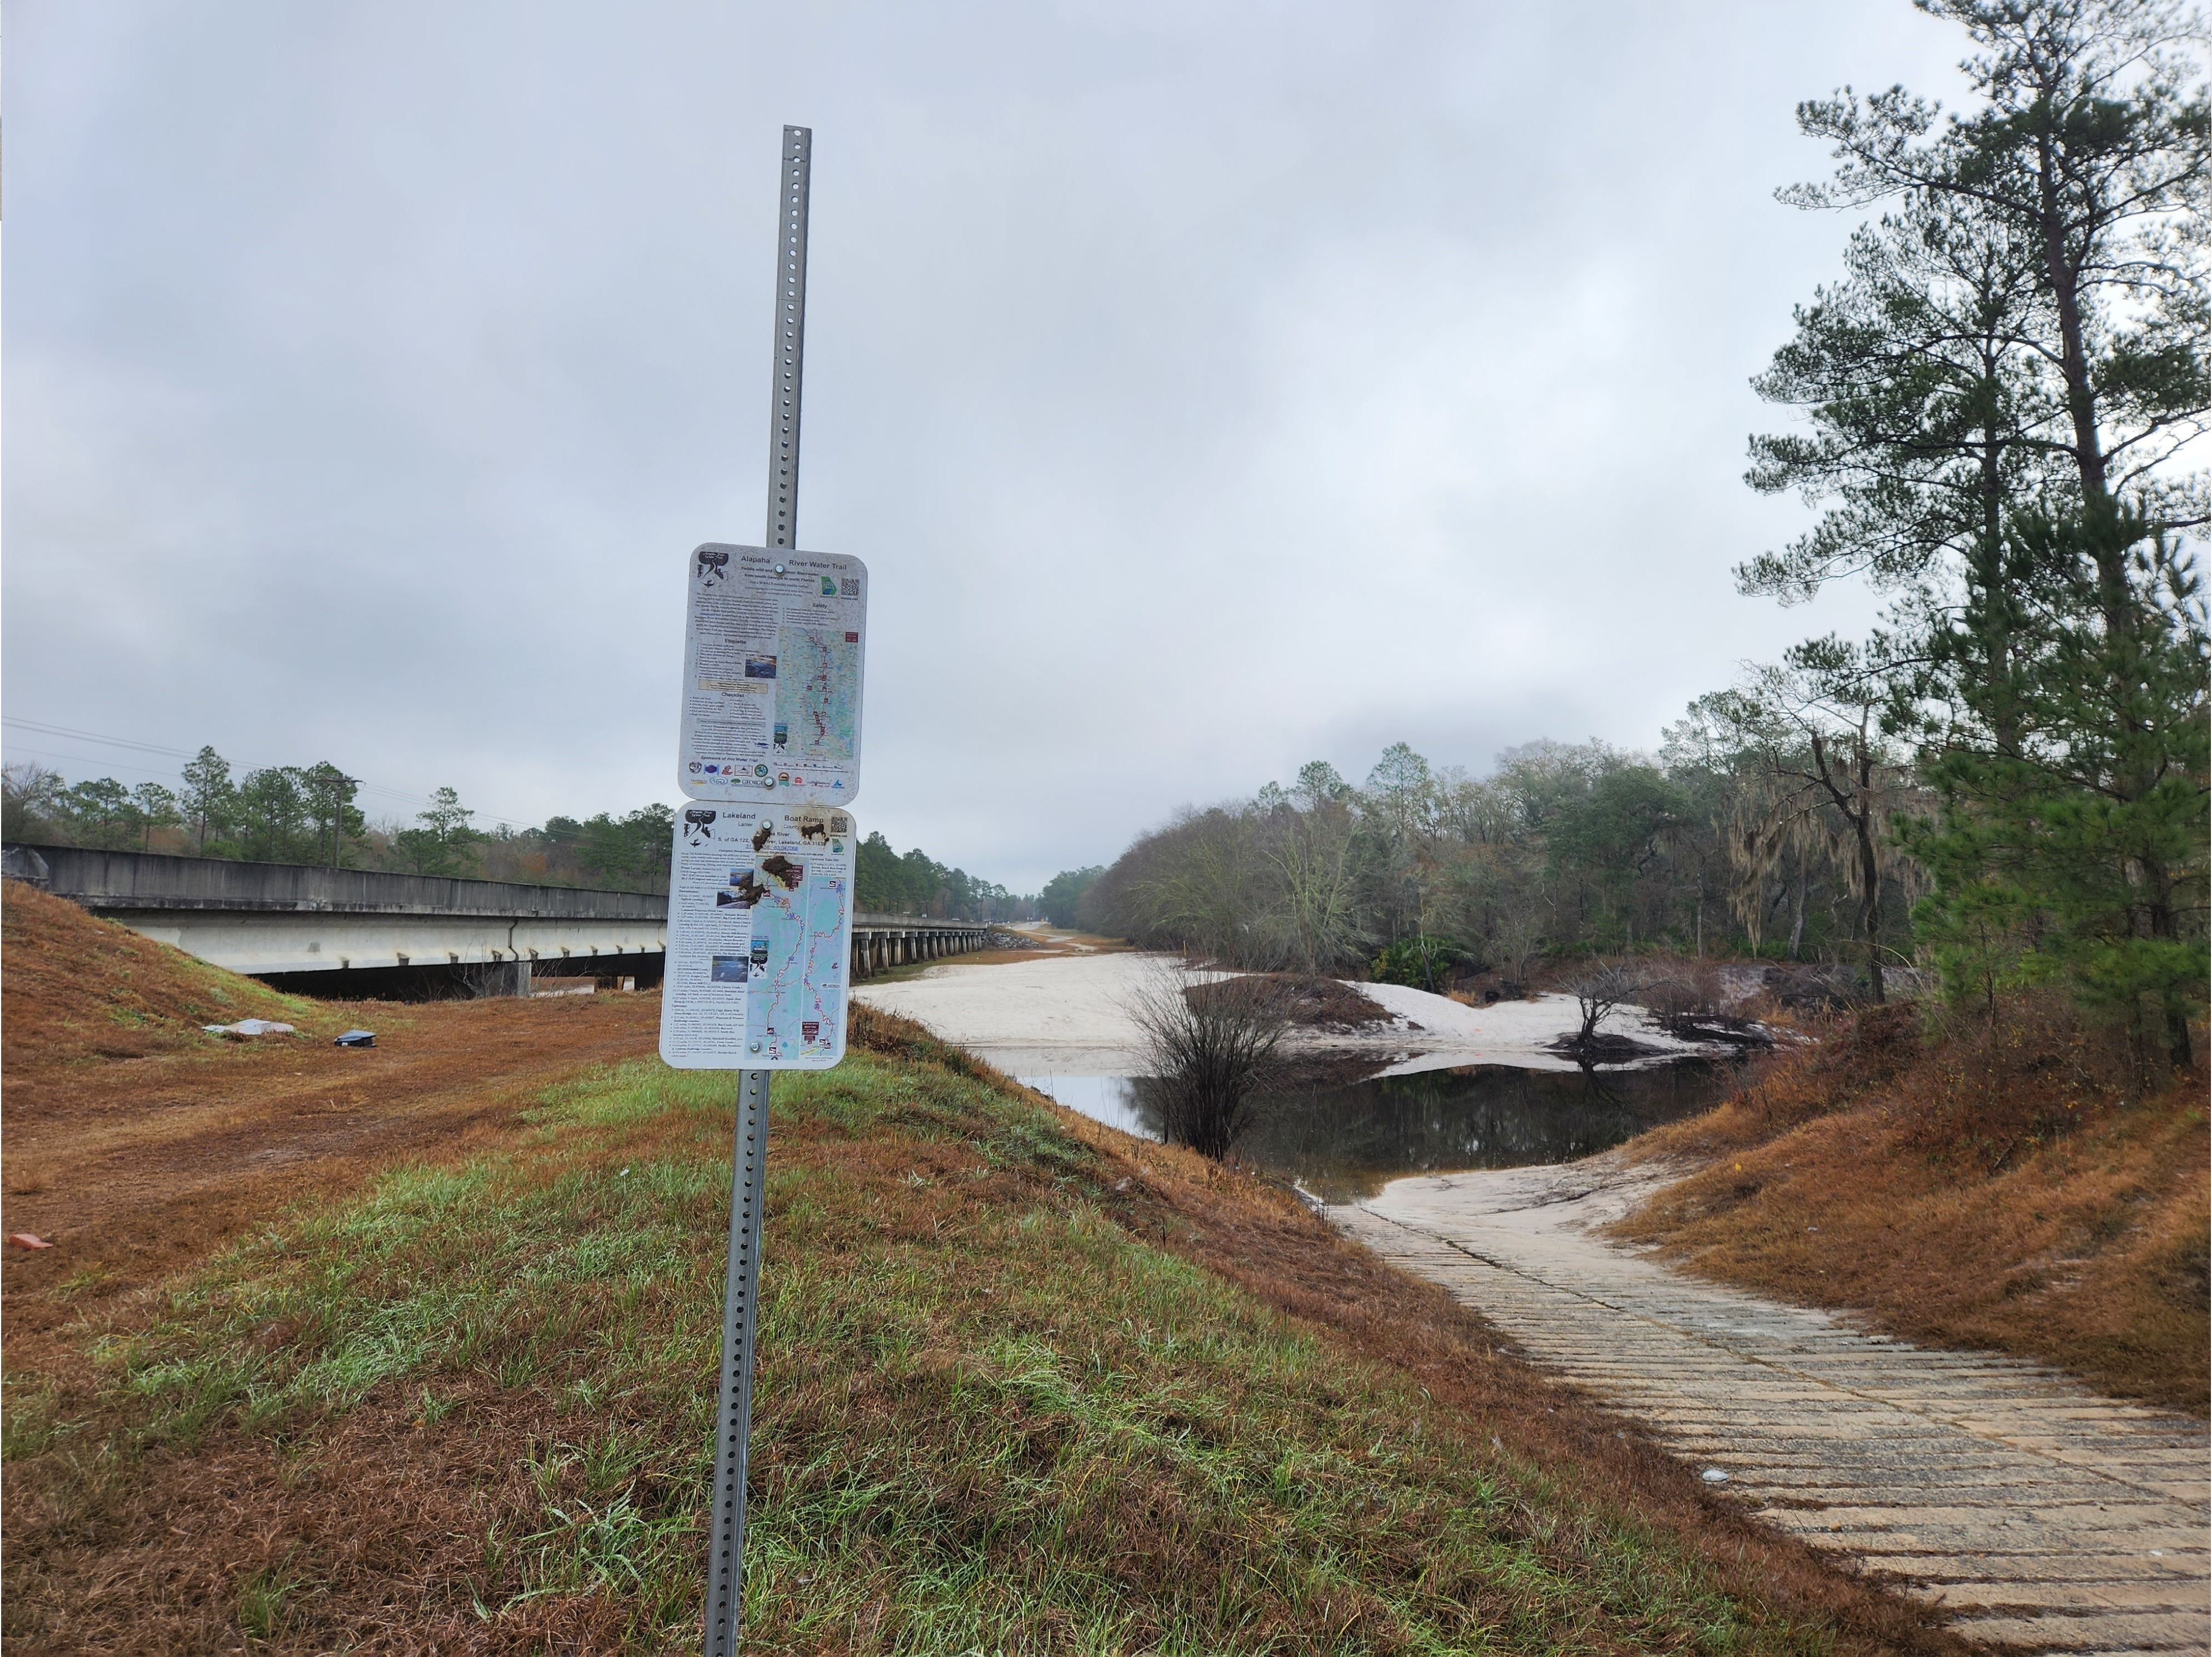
680,543 -> 867,806
659,802 -> 855,1070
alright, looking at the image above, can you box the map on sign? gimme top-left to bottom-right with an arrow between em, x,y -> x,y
680,544 -> 867,806
773,626 -> 859,763
660,803 -> 856,1070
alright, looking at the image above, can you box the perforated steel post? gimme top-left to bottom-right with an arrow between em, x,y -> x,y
703,123 -> 810,1657
766,125 -> 809,552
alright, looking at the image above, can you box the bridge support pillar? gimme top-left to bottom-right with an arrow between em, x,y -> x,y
514,960 -> 533,998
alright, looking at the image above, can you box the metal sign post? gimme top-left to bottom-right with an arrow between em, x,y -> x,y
701,123 -> 811,1657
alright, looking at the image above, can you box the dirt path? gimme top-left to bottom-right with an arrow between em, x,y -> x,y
1335,1158 -> 2211,1656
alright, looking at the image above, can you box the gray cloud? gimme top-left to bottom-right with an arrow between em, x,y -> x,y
4,0 -> 1972,889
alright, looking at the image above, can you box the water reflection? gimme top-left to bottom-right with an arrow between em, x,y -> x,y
1016,1057 -> 1745,1202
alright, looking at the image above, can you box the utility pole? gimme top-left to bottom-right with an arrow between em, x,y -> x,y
701,122 -> 810,1657
314,770 -> 360,869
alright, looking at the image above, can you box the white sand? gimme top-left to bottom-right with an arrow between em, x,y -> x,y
854,952 -> 1698,1073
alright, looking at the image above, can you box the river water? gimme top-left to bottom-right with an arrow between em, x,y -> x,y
1003,1056 -> 1747,1202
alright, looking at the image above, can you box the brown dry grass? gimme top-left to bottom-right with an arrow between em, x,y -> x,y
1610,998 -> 2209,1414
855,942 -> 1073,982
1,881 -> 666,1379
1231,973 -> 1391,1029
1,880 -> 327,1067
1,900 -> 1974,1653
1038,930 -> 1137,954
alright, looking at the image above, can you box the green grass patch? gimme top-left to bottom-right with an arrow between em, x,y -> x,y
12,1048 -> 1853,1653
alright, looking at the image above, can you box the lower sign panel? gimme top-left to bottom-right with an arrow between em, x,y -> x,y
661,804 -> 856,1070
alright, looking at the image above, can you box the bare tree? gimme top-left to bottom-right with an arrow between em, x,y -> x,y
1689,640 -> 1923,1002
1567,959 -> 1649,1046
2,763 -> 66,843
1123,961 -> 1290,1159
1257,797 -> 1361,972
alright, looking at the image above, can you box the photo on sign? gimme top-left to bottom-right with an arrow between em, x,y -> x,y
663,766 -> 856,1069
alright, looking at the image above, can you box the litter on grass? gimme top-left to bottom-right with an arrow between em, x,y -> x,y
333,1030 -> 377,1048
1701,1468 -> 1730,1485
202,1019 -> 297,1038
9,1233 -> 55,1249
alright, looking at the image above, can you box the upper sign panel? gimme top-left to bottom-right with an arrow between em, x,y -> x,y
679,544 -> 867,805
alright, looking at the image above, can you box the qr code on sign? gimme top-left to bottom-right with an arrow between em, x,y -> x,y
841,578 -> 860,597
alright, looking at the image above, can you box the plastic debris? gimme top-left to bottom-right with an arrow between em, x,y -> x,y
333,1030 -> 377,1048
9,1233 -> 55,1249
202,1019 -> 297,1038
1700,1468 -> 1730,1484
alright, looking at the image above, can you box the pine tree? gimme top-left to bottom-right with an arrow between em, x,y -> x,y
1905,502 -> 2209,1062
179,746 -> 235,853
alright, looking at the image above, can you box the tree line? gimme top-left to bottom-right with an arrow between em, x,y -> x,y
854,831 -> 1032,921
0,747 -> 674,887
1073,737 -> 1925,986
2,750 -> 1032,917
1075,0 -> 2208,1064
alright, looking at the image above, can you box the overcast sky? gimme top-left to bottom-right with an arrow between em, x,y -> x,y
4,1 -> 1977,893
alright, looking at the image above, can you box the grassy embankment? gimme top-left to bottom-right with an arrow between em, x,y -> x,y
1,890 -> 1968,1654
1611,999 -> 2208,1414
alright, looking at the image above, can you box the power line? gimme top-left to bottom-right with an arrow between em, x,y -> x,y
0,716 -> 534,830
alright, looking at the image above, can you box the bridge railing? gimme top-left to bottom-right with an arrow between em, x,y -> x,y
10,844 -> 664,919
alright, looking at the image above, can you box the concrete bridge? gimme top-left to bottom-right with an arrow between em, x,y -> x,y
6,845 -> 1009,989
9,844 -> 667,980
850,916 -> 999,977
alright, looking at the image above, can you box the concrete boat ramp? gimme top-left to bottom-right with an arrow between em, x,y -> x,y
1337,1160 -> 2210,1657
